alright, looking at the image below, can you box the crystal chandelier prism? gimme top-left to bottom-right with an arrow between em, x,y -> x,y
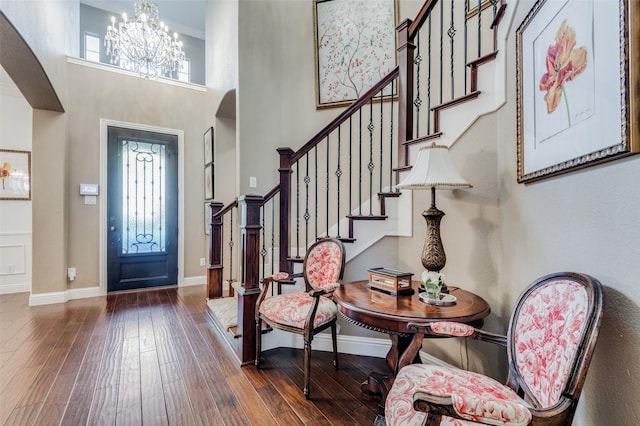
105,0 -> 186,79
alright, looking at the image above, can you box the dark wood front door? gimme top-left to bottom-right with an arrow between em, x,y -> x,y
107,126 -> 178,292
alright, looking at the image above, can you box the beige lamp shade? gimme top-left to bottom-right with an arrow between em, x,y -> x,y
396,143 -> 472,190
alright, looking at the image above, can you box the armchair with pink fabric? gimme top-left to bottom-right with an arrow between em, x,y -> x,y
255,238 -> 346,399
384,272 -> 604,426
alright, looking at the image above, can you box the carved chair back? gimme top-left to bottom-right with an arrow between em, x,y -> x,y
302,238 -> 346,293
507,272 -> 604,414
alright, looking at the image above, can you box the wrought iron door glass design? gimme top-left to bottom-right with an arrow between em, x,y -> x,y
121,139 -> 166,254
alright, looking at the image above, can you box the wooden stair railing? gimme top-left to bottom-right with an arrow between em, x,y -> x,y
206,0 -> 508,366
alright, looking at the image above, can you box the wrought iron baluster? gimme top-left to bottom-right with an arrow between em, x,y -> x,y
271,197 -> 275,276
314,145 -> 318,240
414,33 -> 422,137
389,79 -> 395,189
449,0 -> 456,100
478,0 -> 482,57
368,99 -> 374,215
464,0 -> 468,94
325,135 -> 330,237
336,127 -> 342,238
379,86 -> 384,194
304,153 -> 310,249
261,204 -> 266,281
427,16 -> 432,134
349,116 -> 353,215
439,0 -> 444,104
228,209 -> 234,284
295,159 -> 300,257
358,109 -> 363,215
270,197 -> 275,296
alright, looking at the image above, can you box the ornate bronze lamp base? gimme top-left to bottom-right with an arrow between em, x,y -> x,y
421,187 -> 448,293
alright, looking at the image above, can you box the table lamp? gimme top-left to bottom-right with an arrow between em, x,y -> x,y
396,143 -> 472,284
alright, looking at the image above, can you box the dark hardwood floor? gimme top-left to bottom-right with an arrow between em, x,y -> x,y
0,285 -> 387,425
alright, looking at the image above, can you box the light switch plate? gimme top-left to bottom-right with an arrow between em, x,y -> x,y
84,195 -> 97,205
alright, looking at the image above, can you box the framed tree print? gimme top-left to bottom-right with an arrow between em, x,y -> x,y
313,0 -> 398,108
516,0 -> 639,183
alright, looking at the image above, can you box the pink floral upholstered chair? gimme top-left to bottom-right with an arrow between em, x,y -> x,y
385,272 -> 604,426
255,238 -> 346,399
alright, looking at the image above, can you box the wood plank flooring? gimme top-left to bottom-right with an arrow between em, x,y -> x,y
0,286 -> 387,425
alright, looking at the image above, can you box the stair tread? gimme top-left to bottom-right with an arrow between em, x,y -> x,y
431,91 -> 481,111
393,165 -> 412,172
403,133 -> 443,146
347,214 -> 387,220
379,191 -> 401,198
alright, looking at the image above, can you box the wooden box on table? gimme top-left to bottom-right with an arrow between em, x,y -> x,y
367,268 -> 414,295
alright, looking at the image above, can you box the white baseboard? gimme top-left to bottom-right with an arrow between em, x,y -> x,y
181,275 -> 206,287
262,329 -> 452,368
29,286 -> 103,306
0,282 -> 31,295
262,329 -> 391,358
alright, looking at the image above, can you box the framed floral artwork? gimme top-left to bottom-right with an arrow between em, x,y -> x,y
516,0 -> 639,183
0,149 -> 31,200
313,0 -> 398,108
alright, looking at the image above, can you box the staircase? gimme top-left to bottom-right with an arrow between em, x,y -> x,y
206,0 -> 514,365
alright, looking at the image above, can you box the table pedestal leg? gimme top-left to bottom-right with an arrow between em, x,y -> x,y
361,332 -> 425,415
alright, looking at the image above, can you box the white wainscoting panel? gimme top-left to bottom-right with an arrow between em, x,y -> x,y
0,232 -> 31,294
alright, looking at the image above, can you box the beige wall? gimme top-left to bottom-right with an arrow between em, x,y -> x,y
237,0 -> 344,195
207,0 -> 238,205
394,1 -> 640,424
1,0 -> 76,295
65,63 -> 209,287
494,1 -> 640,423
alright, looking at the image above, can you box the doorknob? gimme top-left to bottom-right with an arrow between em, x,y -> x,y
110,226 -> 116,232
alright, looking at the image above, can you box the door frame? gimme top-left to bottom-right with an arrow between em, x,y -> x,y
99,119 -> 184,294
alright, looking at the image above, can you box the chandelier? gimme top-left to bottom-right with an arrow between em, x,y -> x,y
105,0 -> 185,79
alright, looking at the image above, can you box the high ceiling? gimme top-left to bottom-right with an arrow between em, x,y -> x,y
80,0 -> 206,40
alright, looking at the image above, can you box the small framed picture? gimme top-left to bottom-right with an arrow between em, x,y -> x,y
0,149 -> 31,200
204,163 -> 214,200
204,126 -> 214,166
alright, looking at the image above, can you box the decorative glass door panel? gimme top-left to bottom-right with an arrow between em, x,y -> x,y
107,126 -> 178,292
122,140 -> 166,254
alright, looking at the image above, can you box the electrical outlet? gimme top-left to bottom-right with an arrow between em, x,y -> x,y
199,258 -> 206,266
68,267 -> 76,281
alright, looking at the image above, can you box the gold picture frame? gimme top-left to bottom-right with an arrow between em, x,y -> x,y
0,149 -> 31,200
516,0 -> 638,183
313,0 -> 399,108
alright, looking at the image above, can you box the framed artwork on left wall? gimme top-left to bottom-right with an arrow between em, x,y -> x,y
0,149 -> 31,200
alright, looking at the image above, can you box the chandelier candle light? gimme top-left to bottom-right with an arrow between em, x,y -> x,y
396,143 -> 472,292
105,0 -> 185,79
